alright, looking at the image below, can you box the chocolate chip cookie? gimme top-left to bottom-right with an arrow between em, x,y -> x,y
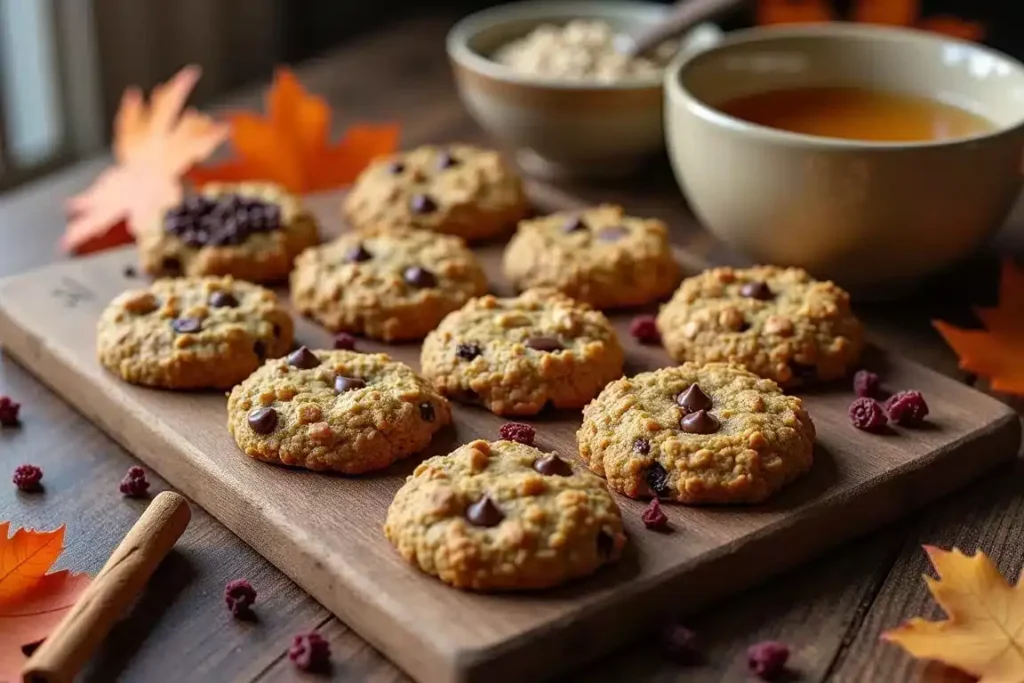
342,144 -> 529,242
97,276 -> 293,389
420,289 -> 625,415
227,348 -> 451,473
577,362 -> 815,504
290,227 -> 488,341
657,266 -> 863,386
384,438 -> 626,591
502,204 -> 680,308
137,182 -> 319,282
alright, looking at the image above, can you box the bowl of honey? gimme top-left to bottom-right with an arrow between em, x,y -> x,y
664,23 -> 1024,292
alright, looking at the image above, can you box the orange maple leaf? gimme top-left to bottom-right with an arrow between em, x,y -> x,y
933,260 -> 1024,395
186,67 -> 400,194
62,65 -> 229,255
0,523 -> 91,681
882,546 -> 1024,683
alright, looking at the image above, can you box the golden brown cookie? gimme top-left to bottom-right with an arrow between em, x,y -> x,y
577,362 -> 815,504
384,438 -> 626,591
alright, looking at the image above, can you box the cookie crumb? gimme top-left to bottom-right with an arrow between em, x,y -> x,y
13,464 -> 42,492
848,397 -> 887,432
498,422 -> 535,446
853,369 -> 880,398
641,498 -> 669,530
629,315 -> 661,345
660,622 -> 699,663
747,640 -> 790,680
119,466 -> 151,497
0,396 -> 21,427
333,332 -> 357,351
225,578 -> 257,619
885,390 -> 929,426
288,631 -> 330,672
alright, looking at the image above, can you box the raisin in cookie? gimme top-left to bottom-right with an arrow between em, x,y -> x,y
97,276 -> 293,390
227,348 -> 451,473
384,438 -> 626,591
137,182 -> 319,283
342,144 -> 529,242
420,289 -> 624,415
290,227 -> 488,341
657,266 -> 863,386
502,205 -> 680,308
578,362 -> 815,504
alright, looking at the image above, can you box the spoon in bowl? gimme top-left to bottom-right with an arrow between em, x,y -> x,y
616,0 -> 747,58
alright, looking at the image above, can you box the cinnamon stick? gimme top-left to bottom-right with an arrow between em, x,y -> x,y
22,491 -> 191,683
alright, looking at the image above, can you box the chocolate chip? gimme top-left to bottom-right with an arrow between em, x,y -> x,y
247,407 -> 278,434
456,343 -> 481,361
334,376 -> 366,393
403,266 -> 438,288
345,244 -> 372,263
161,257 -> 182,274
409,194 -> 437,214
633,437 -> 651,455
419,402 -> 435,422
740,281 -> 773,300
533,455 -> 573,476
388,161 -> 405,174
171,317 -> 202,334
254,340 -> 266,361
680,409 -> 720,434
465,495 -> 504,527
123,265 -> 137,278
562,215 -> 587,233
209,291 -> 239,308
646,462 -> 670,498
597,226 -> 629,241
437,151 -> 459,169
597,530 -> 615,558
676,384 -> 712,413
525,336 -> 562,352
287,346 -> 320,369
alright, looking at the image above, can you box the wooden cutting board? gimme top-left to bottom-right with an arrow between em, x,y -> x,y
0,192 -> 1018,683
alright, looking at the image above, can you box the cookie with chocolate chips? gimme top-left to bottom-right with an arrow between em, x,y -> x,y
290,227 -> 488,341
384,438 -> 626,591
657,266 -> 864,386
97,276 -> 293,389
137,182 -> 319,283
502,205 -> 680,309
227,348 -> 450,473
342,144 -> 529,242
420,289 -> 625,415
577,362 -> 815,504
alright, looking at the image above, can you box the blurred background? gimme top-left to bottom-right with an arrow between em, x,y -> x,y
0,0 -> 1010,192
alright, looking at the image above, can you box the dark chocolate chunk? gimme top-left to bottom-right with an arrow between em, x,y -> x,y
679,409 -> 720,434
456,343 -> 481,361
525,336 -> 562,352
676,384 -> 712,413
533,454 -> 573,476
633,437 -> 651,455
409,194 -> 438,214
209,291 -> 239,308
334,376 -> 367,394
419,402 -> 435,422
597,225 -> 629,241
739,281 -> 773,300
345,244 -> 373,263
465,495 -> 504,527
171,317 -> 202,334
646,462 -> 670,498
403,266 -> 438,288
247,407 -> 278,434
288,346 -> 320,369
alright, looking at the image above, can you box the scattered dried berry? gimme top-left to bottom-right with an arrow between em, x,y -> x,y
119,466 -> 150,497
629,315 -> 661,345
224,578 -> 257,618
289,632 -> 331,672
646,462 -> 671,498
747,640 -> 790,680
0,396 -> 21,427
660,622 -> 699,663
13,464 -> 42,492
499,422 -> 535,446
853,369 -> 880,398
886,390 -> 929,426
641,499 -> 669,530
848,397 -> 887,432
333,332 -> 357,351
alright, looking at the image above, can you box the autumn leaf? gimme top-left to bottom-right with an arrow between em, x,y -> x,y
0,523 -> 91,682
62,65 -> 228,255
187,67 -> 400,194
882,546 -> 1024,683
756,0 -> 833,25
934,260 -> 1024,395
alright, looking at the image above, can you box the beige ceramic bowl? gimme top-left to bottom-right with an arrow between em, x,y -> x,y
665,24 -> 1024,293
447,0 -> 721,180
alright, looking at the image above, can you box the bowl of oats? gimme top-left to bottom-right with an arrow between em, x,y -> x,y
447,0 -> 721,180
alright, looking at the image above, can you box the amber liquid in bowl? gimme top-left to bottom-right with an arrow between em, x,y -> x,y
717,86 -> 995,142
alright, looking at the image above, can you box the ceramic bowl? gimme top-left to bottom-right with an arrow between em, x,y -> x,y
447,0 -> 721,180
665,24 -> 1024,294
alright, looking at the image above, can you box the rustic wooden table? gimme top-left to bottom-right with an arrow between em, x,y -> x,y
2,17 -> 1022,683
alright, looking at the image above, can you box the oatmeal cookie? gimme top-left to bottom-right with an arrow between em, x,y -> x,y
342,144 -> 529,242
577,362 -> 815,504
290,227 -> 488,341
97,276 -> 293,389
657,266 -> 863,386
137,182 -> 319,282
502,204 -> 680,308
384,438 -> 626,591
227,348 -> 450,473
420,289 -> 624,415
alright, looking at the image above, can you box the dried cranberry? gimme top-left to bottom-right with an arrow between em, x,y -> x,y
0,396 -> 21,427
646,462 -> 671,498
641,499 -> 669,530
629,315 -> 661,345
886,390 -> 929,426
456,342 -> 482,361
849,397 -> 887,432
12,464 -> 42,492
288,632 -> 331,672
853,370 -> 880,398
119,466 -> 150,497
660,622 -> 699,664
333,332 -> 357,351
224,578 -> 257,619
633,437 -> 651,455
747,640 -> 790,680
498,422 -> 535,446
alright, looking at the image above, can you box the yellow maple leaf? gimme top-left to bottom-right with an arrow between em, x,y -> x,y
882,546 -> 1024,683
